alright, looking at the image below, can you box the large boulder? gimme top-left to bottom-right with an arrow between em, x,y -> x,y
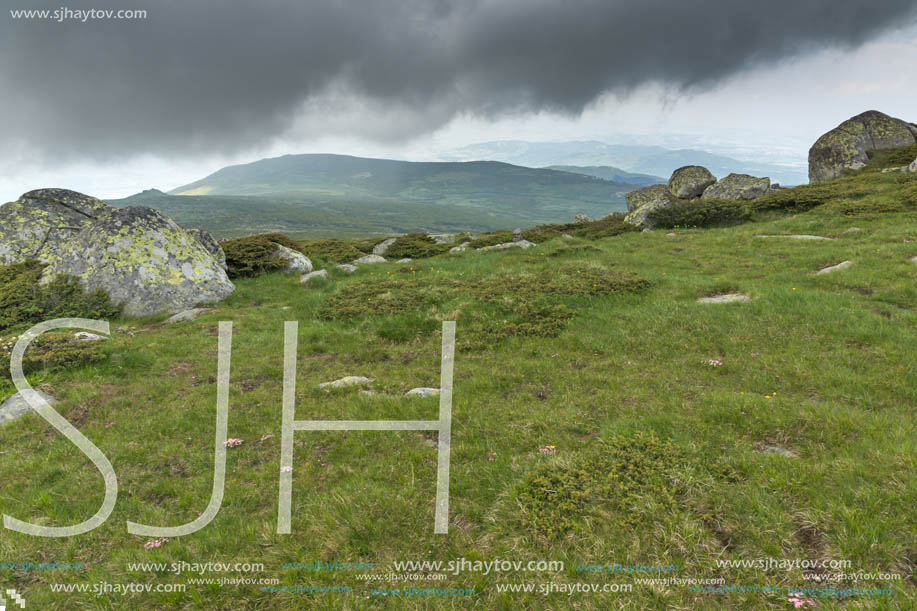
0,188 -> 110,264
187,228 -> 227,270
668,166 -> 716,198
623,185 -> 678,229
0,189 -> 235,318
702,174 -> 770,200
808,110 -> 917,183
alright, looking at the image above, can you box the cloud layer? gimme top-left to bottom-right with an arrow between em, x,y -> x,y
2,0 -> 915,160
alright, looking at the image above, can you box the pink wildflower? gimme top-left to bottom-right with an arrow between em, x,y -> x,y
225,438 -> 243,448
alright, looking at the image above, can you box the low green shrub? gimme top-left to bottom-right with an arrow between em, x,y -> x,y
383,233 -> 450,259
222,233 -> 307,278
647,198 -> 751,228
515,432 -> 682,538
0,261 -> 121,334
298,239 -> 369,263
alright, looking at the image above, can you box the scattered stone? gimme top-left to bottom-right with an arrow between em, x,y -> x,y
702,173 -> 770,200
512,228 -> 523,242
561,233 -> 574,238
668,165 -> 716,198
910,256 -> 917,263
881,166 -> 908,173
844,227 -> 862,233
756,234 -> 834,240
910,157 -> 917,173
815,260 -> 853,275
280,306 -> 292,310
300,269 -> 329,283
352,254 -> 386,264
166,308 -> 209,324
359,390 -> 379,397
397,258 -> 413,263
697,293 -> 750,304
429,234 -> 456,244
476,240 -> 537,252
318,376 -> 373,389
372,237 -> 397,255
336,264 -> 357,274
762,445 -> 797,458
809,110 -> 917,183
1,390 -> 57,425
572,213 -> 592,224
274,244 -> 312,274
406,387 -> 440,398
74,332 -> 106,342
666,232 -> 678,237
449,242 -> 471,253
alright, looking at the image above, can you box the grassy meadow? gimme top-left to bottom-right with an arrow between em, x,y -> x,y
0,164 -> 915,609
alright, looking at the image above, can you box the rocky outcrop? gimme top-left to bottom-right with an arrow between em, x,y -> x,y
372,237 -> 397,255
668,166 -> 716,198
808,110 -> 916,183
0,189 -> 234,318
274,244 -> 312,274
701,173 -> 770,200
624,167 -> 772,229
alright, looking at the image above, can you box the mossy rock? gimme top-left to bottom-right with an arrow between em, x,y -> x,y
42,207 -> 234,318
701,173 -> 770,201
668,165 -> 716,198
808,110 -> 916,183
223,233 -> 310,278
623,185 -> 678,229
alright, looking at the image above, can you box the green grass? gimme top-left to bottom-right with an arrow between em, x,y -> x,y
0,166 -> 916,609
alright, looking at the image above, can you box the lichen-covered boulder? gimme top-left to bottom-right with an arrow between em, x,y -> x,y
625,184 -> 674,213
274,244 -> 312,274
623,185 -> 678,229
0,188 -> 112,264
188,228 -> 227,270
42,206 -> 235,317
808,110 -> 916,183
702,174 -> 770,200
668,166 -> 716,198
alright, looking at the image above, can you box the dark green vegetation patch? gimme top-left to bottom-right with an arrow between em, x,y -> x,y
221,233 -> 308,278
516,433 -> 683,539
647,198 -> 751,229
0,261 -> 121,334
1,332 -> 107,379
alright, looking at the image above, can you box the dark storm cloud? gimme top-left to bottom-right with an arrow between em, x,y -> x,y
1,0 -> 915,159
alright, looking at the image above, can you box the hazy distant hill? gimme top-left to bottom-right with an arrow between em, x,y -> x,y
546,165 -> 665,186
447,141 -> 808,186
113,154 -> 650,237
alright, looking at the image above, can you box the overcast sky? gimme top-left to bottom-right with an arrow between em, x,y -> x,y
1,0 -> 916,202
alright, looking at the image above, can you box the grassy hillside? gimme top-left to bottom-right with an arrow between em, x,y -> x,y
1,162 -> 915,609
544,165 -> 665,186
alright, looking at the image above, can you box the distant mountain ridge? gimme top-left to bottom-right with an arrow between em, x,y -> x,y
114,154 -> 653,238
445,140 -> 807,186
545,165 -> 665,185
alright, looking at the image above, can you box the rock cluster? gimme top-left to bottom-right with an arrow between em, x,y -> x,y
0,189 -> 234,317
624,166 -> 776,229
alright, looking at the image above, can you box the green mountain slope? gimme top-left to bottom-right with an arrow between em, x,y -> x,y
545,164 -> 666,185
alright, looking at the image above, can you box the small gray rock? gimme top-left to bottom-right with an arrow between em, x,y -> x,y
74,332 -> 106,342
353,254 -> 386,264
512,228 -> 523,242
319,376 -> 373,389
405,387 -> 440,398
300,269 -> 329,283
762,445 -> 797,458
815,260 -> 853,275
449,242 -> 471,253
909,157 -> 917,173
429,234 -> 456,244
756,234 -> 834,241
572,213 -> 591,224
697,293 -> 750,304
166,308 -> 209,323
476,240 -> 536,252
397,258 -> 413,263
274,244 -> 312,274
372,237 -> 397,255
1,390 -> 57,425
336,264 -> 357,274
